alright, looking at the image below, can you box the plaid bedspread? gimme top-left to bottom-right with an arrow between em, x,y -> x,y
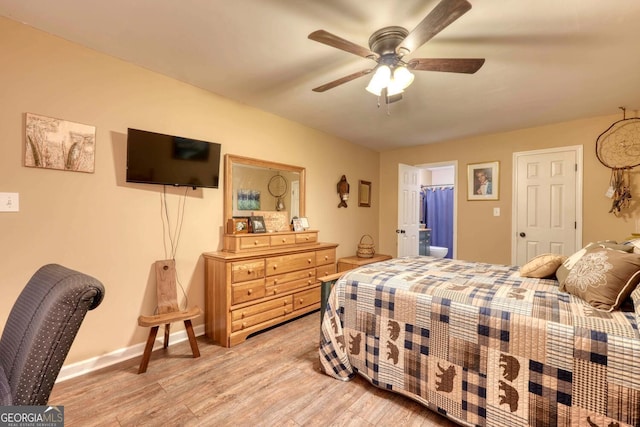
319,256 -> 640,427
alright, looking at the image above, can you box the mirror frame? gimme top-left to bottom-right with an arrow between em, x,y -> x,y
224,154 -> 306,230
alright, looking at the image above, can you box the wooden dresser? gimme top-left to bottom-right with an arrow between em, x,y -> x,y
204,230 -> 337,347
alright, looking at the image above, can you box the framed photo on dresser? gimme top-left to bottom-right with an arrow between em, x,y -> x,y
249,216 -> 266,233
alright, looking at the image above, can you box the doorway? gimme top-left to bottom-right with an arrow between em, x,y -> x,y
397,161 -> 457,258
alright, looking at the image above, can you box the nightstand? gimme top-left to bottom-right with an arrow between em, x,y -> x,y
337,253 -> 393,272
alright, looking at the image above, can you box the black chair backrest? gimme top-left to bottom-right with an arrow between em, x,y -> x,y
0,264 -> 105,405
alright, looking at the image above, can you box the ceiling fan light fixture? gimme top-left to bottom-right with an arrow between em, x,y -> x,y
386,78 -> 404,96
365,65 -> 391,96
393,66 -> 415,89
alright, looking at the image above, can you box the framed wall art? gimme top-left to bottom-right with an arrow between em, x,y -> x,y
358,180 -> 371,207
467,161 -> 499,200
237,189 -> 261,210
25,112 -> 96,173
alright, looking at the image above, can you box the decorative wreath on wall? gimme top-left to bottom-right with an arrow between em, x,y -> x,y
595,107 -> 640,216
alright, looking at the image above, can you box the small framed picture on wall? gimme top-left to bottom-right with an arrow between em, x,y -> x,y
467,161 -> 499,201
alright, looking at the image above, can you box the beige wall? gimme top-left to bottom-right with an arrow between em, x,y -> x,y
379,115 -> 640,263
0,17 -> 380,364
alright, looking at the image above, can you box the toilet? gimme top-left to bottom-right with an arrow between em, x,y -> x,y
429,246 -> 448,258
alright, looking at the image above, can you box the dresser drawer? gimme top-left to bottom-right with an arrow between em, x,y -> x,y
266,268 -> 315,287
267,276 -> 316,296
232,278 -> 266,305
266,252 -> 316,276
293,287 -> 320,310
231,260 -> 265,283
316,248 -> 336,266
231,296 -> 293,332
270,233 -> 296,247
231,295 -> 291,320
295,232 -> 317,244
237,235 -> 271,250
316,263 -> 337,280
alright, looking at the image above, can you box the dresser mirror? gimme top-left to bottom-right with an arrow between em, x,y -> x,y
224,154 -> 305,232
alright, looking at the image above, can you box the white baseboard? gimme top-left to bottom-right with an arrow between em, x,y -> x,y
56,324 -> 206,382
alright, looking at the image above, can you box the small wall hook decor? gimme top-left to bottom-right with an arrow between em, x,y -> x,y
337,175 -> 350,208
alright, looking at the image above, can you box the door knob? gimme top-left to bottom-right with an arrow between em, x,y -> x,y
519,232 -> 526,237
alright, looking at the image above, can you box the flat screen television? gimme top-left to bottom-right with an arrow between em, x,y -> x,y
126,128 -> 221,189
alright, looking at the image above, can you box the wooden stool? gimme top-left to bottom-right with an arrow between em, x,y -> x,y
137,260 -> 202,374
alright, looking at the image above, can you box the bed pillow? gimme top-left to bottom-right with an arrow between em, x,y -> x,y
557,242 -> 634,288
623,238 -> 640,254
519,253 -> 566,278
561,247 -> 640,312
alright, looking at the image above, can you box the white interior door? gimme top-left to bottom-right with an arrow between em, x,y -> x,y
512,146 -> 582,265
397,163 -> 421,257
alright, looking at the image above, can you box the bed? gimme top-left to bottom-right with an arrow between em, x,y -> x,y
319,255 -> 640,427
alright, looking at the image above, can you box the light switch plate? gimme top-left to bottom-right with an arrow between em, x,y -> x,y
493,207 -> 500,217
0,192 -> 19,212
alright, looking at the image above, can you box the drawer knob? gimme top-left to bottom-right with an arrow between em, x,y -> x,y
247,289 -> 253,295
282,238 -> 287,243
307,280 -> 312,285
273,288 -> 278,294
299,298 -> 304,303
308,271 -> 313,277
247,269 -> 253,274
283,300 -> 287,306
253,240 -> 259,245
307,258 -> 312,264
273,279 -> 278,284
273,264 -> 278,270
242,322 -> 247,329
305,236 -> 310,240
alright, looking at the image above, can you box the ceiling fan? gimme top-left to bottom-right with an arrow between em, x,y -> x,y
308,0 -> 484,103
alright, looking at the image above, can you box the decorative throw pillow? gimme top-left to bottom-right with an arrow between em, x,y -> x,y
562,247 -> 640,312
557,242 -> 634,289
623,238 -> 640,254
520,253 -> 566,278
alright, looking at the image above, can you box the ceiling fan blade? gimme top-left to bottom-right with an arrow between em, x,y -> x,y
396,0 -> 472,57
309,30 -> 378,59
407,58 -> 485,74
312,69 -> 373,92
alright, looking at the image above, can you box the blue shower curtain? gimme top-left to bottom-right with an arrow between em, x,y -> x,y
423,187 -> 454,259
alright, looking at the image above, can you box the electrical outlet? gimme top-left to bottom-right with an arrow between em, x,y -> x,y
493,207 -> 500,217
0,193 -> 19,212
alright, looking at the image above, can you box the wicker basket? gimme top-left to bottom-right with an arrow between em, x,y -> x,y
356,234 -> 376,258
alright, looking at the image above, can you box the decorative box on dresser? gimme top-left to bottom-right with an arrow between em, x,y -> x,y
204,230 -> 338,347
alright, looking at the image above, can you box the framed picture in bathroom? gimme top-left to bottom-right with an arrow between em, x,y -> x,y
467,161 -> 499,201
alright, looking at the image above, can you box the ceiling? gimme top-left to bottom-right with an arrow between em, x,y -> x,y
2,0 -> 640,151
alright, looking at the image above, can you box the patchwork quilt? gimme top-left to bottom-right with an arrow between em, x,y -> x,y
319,256 -> 640,427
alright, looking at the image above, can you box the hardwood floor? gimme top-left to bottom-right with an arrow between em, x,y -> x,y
50,312 -> 459,426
